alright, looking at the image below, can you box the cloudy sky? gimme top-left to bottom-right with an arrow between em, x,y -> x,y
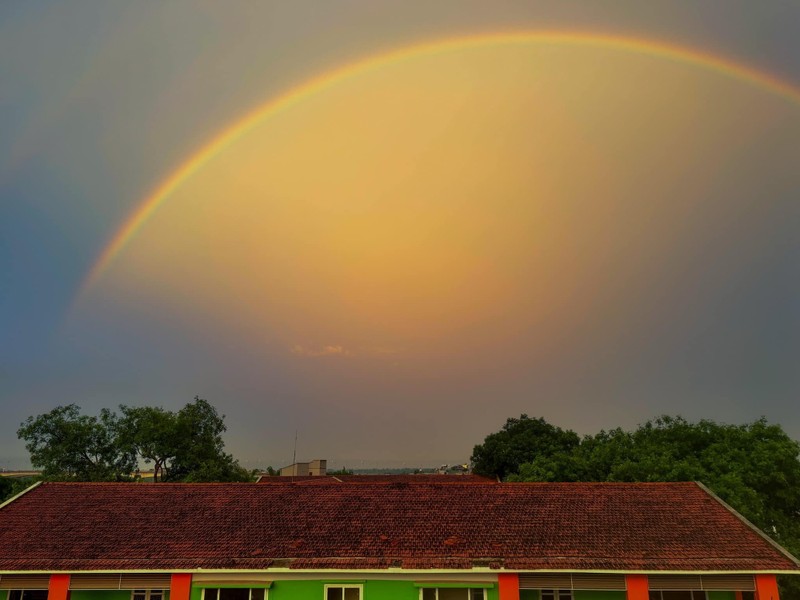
2,1 -> 800,470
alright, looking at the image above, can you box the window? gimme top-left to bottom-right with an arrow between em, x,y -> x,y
541,591 -> 572,600
325,584 -> 362,600
9,592 -> 48,600
202,589 -> 266,600
133,591 -> 165,600
649,592 -> 706,600
420,589 -> 487,600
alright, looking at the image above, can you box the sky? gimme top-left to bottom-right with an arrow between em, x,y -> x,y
1,1 -> 800,471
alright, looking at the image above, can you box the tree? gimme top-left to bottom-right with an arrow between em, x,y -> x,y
166,397 -> 251,482
470,414 -> 580,480
18,398 -> 253,483
17,405 -> 136,481
117,405 -> 178,482
490,415 -> 800,600
507,416 -> 800,527
329,467 -> 354,476
0,477 -> 12,501
0,476 -> 40,503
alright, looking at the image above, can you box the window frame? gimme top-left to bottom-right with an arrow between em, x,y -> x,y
418,588 -> 487,600
201,589 -> 268,600
9,591 -> 49,600
541,591 -> 572,600
324,583 -> 364,600
649,592 -> 706,600
132,590 -> 165,600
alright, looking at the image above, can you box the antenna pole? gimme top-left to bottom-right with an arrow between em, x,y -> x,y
292,430 -> 298,474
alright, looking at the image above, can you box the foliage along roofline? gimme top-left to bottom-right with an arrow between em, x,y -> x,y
695,481 -> 800,568
0,481 -> 41,512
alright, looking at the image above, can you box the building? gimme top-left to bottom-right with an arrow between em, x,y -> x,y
279,459 -> 327,477
0,481 -> 796,600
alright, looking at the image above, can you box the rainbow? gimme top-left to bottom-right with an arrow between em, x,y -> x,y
75,30 -> 800,303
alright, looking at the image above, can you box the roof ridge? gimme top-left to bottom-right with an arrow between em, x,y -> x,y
39,480 -> 701,487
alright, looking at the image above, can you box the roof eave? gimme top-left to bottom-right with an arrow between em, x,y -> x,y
0,480 -> 42,512
694,481 -> 800,569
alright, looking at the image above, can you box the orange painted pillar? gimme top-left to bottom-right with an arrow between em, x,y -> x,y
626,575 -> 649,600
171,574 -> 193,600
755,575 -> 780,600
498,574 -> 520,600
48,575 -> 70,600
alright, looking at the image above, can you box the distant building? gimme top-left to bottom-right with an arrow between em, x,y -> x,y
280,459 -> 326,476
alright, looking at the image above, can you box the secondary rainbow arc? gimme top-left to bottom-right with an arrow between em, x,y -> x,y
75,30 -> 800,307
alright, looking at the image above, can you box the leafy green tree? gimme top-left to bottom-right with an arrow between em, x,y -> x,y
0,477 -> 13,501
329,467 -> 354,476
17,405 -> 136,481
18,398 -> 252,483
470,414 -> 580,480
117,405 -> 179,482
180,456 -> 254,483
0,476 -> 41,503
494,415 -> 800,600
166,397 -> 251,482
508,416 -> 800,529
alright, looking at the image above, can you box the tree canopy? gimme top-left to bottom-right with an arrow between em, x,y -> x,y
17,404 -> 136,481
472,414 -> 800,599
0,476 -> 41,503
17,397 -> 252,483
470,414 -> 580,480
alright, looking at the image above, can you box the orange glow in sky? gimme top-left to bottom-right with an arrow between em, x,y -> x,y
77,41 -> 800,369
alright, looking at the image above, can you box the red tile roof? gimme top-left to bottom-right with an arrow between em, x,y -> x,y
338,474 -> 495,483
0,481 -> 796,572
257,474 -> 495,484
257,475 -> 328,483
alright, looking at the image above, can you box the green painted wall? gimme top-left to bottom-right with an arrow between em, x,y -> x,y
364,580 -> 418,600
1,590 -> 7,600
575,591 -> 626,600
273,581 -> 321,600
193,580 -> 419,600
191,580 -> 497,600
71,591 -> 132,600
